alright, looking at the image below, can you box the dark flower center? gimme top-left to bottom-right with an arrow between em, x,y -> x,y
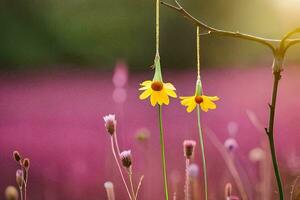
194,96 -> 203,104
151,81 -> 163,91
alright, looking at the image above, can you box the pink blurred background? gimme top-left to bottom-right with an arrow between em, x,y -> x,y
0,63 -> 300,199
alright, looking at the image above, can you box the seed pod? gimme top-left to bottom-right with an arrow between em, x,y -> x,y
13,151 -> 21,163
23,158 -> 30,170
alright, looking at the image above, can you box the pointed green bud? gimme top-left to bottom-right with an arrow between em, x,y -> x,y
195,79 -> 202,96
153,54 -> 163,82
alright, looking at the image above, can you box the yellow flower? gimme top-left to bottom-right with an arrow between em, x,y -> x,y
180,94 -> 219,113
139,80 -> 177,106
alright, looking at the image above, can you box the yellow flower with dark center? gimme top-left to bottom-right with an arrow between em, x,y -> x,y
139,80 -> 177,106
180,94 -> 219,113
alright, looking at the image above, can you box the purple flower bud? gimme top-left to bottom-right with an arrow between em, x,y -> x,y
120,150 -> 132,168
183,140 -> 196,159
103,114 -> 116,135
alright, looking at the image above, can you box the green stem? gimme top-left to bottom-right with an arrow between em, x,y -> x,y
158,105 -> 169,200
266,70 -> 284,200
196,106 -> 208,200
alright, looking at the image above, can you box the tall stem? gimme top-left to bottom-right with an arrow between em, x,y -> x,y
196,106 -> 208,200
156,0 -> 160,55
110,137 -> 133,200
266,70 -> 284,200
19,187 -> 23,200
158,105 -> 169,200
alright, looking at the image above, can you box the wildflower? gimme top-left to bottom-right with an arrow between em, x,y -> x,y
5,186 -> 19,200
139,56 -> 177,106
187,163 -> 199,178
183,140 -> 196,159
120,150 -> 132,168
139,80 -> 177,106
224,138 -> 238,152
180,80 -> 219,113
16,169 -> 24,188
103,114 -> 116,135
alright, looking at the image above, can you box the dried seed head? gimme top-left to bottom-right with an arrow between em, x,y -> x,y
120,150 -> 132,168
183,140 -> 196,159
13,151 -> 21,163
225,182 -> 232,198
5,186 -> 19,200
23,158 -> 30,170
194,96 -> 203,104
187,164 -> 199,178
151,81 -> 163,91
104,181 -> 115,200
224,138 -> 238,152
16,169 -> 24,188
103,114 -> 116,135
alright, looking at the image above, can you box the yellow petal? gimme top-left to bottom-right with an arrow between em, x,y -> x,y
140,80 -> 152,86
139,88 -> 152,100
164,83 -> 176,90
203,96 -> 217,109
200,103 -> 209,112
160,90 -> 170,105
205,95 -> 219,101
150,91 -> 158,106
187,101 -> 197,112
165,88 -> 177,98
180,96 -> 194,106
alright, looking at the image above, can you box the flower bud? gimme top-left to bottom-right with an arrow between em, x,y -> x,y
5,186 -> 19,200
120,150 -> 132,168
249,147 -> 265,162
16,169 -> 24,188
183,140 -> 196,159
103,114 -> 116,135
23,158 -> 30,170
13,151 -> 21,163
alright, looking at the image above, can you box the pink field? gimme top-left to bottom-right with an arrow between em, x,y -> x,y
1,65 -> 300,199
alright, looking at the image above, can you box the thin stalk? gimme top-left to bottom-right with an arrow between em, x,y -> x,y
156,0 -> 160,55
110,137 -> 133,200
24,169 -> 28,200
19,187 -> 23,200
135,175 -> 144,199
196,106 -> 208,200
129,168 -> 136,200
265,70 -> 284,200
158,105 -> 169,200
184,159 -> 190,200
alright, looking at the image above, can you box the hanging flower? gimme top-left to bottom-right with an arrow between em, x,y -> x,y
180,80 -> 219,112
139,55 -> 177,106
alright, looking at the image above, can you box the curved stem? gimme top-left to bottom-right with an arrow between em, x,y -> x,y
158,105 -> 169,200
196,106 -> 208,200
110,137 -> 133,200
265,71 -> 284,200
161,0 -> 300,53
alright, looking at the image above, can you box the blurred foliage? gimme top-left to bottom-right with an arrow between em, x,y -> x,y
0,0 -> 300,70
